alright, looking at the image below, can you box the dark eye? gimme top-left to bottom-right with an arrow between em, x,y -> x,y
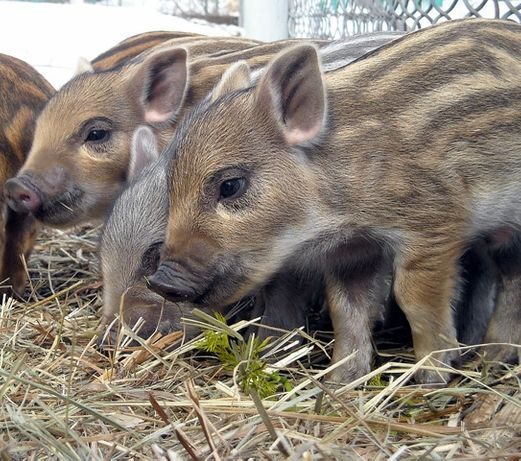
219,178 -> 246,200
85,129 -> 110,143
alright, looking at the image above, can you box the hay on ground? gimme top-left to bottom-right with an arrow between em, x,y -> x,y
0,227 -> 520,460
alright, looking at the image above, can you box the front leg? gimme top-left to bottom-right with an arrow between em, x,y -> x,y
481,231 -> 521,363
394,243 -> 461,383
455,241 -> 498,346
247,270 -> 322,341
483,272 -> 521,364
1,208 -> 39,297
325,264 -> 389,384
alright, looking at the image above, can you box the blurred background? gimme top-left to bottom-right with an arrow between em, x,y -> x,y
1,0 -> 520,88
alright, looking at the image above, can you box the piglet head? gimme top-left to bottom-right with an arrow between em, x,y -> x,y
149,45 -> 328,309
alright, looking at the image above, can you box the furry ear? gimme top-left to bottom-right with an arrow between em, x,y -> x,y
210,60 -> 251,102
255,44 -> 326,146
74,57 -> 94,75
128,126 -> 159,181
127,47 -> 188,125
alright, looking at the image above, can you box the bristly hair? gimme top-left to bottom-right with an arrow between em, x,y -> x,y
162,86 -> 255,181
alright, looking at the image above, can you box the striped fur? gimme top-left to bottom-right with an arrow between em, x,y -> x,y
14,32 -> 407,230
0,53 -> 54,296
98,33 -> 406,341
9,36 -> 264,228
86,33 -> 262,72
150,19 -> 521,383
91,30 -> 201,71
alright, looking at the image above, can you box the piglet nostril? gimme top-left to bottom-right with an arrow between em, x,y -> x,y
4,178 -> 42,214
20,192 -> 32,204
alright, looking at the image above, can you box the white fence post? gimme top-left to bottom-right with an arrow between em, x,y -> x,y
240,0 -> 289,42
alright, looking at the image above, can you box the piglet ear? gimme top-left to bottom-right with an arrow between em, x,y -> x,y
255,44 -> 326,146
210,60 -> 251,102
127,47 -> 188,125
74,57 -> 94,75
128,125 -> 159,181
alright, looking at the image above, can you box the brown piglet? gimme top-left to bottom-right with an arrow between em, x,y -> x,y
98,33 -> 408,343
148,19 -> 521,384
100,126 -> 330,344
5,37 -> 323,228
86,30 -> 202,72
0,53 -> 55,296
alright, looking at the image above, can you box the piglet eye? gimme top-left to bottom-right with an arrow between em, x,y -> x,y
219,178 -> 246,200
85,129 -> 110,143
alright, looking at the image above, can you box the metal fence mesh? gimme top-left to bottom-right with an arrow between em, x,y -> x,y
289,0 -> 521,38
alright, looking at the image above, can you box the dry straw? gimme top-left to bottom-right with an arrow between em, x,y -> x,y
0,227 -> 519,459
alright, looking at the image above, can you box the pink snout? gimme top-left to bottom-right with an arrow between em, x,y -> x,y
4,177 -> 42,214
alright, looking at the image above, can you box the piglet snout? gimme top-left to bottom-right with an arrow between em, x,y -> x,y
148,260 -> 203,303
5,177 -> 42,214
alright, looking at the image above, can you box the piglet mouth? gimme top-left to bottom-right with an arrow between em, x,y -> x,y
5,173 -> 85,226
34,186 -> 85,226
147,260 -> 210,304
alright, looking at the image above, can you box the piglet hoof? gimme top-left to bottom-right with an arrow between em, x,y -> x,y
481,344 -> 520,366
414,349 -> 460,384
10,273 -> 28,300
0,280 -> 26,301
95,326 -> 119,353
414,368 -> 451,385
325,353 -> 372,387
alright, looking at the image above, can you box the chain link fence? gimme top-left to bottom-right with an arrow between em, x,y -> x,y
289,0 -> 521,38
